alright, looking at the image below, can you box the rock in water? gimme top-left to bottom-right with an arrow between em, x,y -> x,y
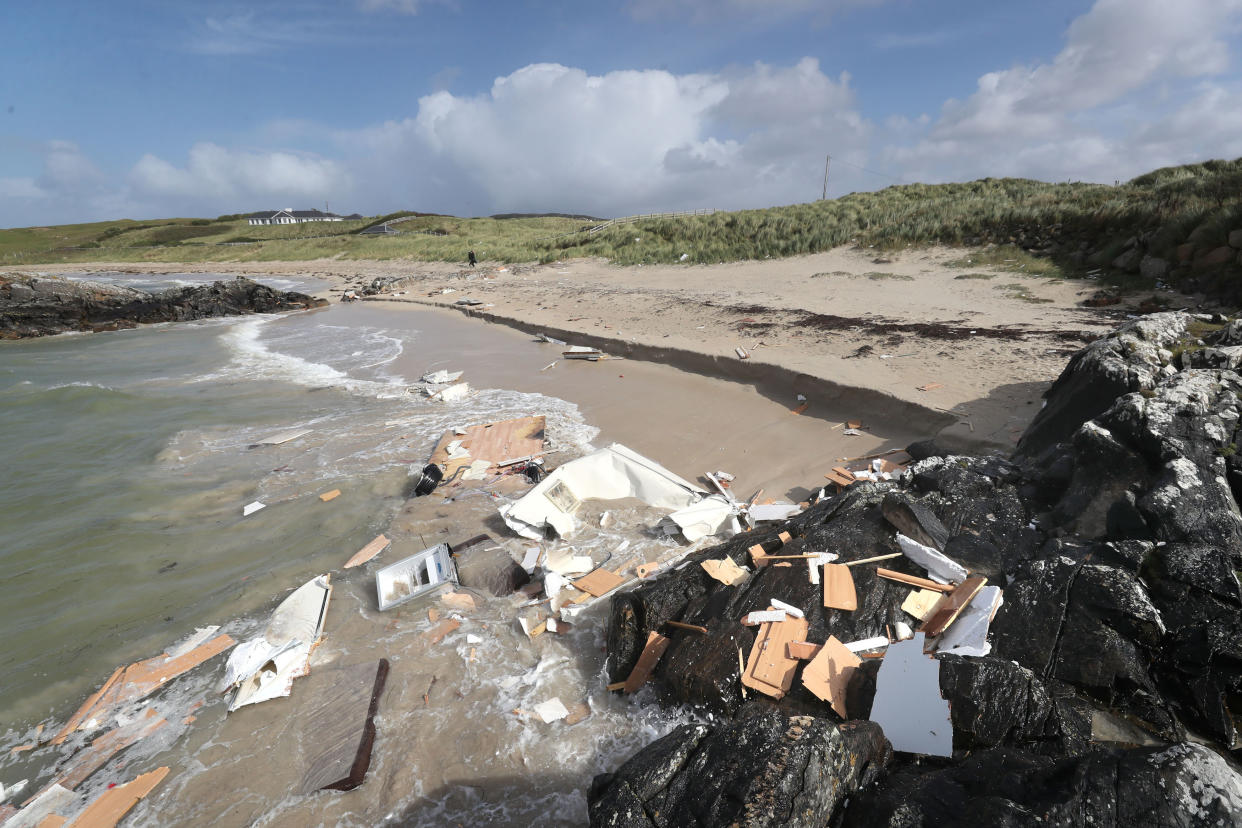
0,274 -> 327,339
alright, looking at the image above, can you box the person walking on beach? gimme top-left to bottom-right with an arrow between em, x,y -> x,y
468,250 -> 477,267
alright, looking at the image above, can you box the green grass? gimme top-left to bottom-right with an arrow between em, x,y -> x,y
995,283 -> 1054,303
954,273 -> 996,280
864,271 -> 914,281
5,157 -> 1242,298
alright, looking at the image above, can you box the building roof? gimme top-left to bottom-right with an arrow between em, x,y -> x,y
245,209 -> 343,219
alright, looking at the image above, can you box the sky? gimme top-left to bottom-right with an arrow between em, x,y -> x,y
3,0 -> 1242,227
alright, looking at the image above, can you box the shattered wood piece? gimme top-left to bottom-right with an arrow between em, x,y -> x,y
69,766 -> 169,828
747,544 -> 769,567
769,598 -> 804,619
916,382 -> 944,391
563,701 -> 592,726
573,568 -> 625,597
701,557 -> 749,586
868,633 -> 951,756
439,592 -> 476,612
345,534 -> 390,569
790,402 -> 809,415
664,620 -> 708,635
778,531 -> 792,545
842,552 -> 902,567
425,619 -> 461,645
822,564 -> 858,611
901,588 -> 942,621
895,533 -> 967,584
319,489 -> 341,502
743,610 -> 787,626
846,420 -> 862,429
534,698 -> 570,723
787,641 -> 822,660
762,554 -> 820,560
802,636 -> 862,718
623,632 -> 671,694
634,562 -> 658,579
298,659 -> 389,795
50,708 -> 166,793
428,608 -> 440,623
919,576 -> 988,637
875,568 -> 953,593
606,681 -> 626,692
53,633 -> 235,744
741,615 -> 809,699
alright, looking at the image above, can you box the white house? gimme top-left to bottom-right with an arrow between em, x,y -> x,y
246,208 -> 345,226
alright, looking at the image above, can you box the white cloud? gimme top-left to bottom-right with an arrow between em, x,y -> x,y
130,143 -> 350,207
188,13 -> 341,55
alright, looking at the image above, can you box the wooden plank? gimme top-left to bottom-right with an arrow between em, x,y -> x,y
747,543 -> 769,566
802,636 -> 862,718
573,568 -> 625,597
787,641 -> 822,660
53,635 -> 234,745
919,576 -> 988,637
822,564 -> 857,611
298,659 -> 389,794
875,568 -> 954,593
664,620 -> 708,635
37,816 -> 67,828
741,615 -> 809,700
318,489 -> 341,502
623,632 -> 671,694
344,534 -> 390,568
69,766 -> 169,828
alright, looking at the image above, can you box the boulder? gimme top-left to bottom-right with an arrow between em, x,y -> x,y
1195,246 -> 1235,269
1229,228 -> 1242,249
1111,247 -> 1141,273
450,535 -> 529,596
588,709 -> 891,827
1139,255 -> 1168,281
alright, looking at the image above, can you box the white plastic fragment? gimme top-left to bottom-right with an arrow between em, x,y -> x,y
844,636 -> 889,653
893,621 -> 914,641
749,503 -> 802,522
896,533 -> 968,585
243,501 -> 265,516
422,369 -> 464,384
937,585 -> 1004,656
534,698 -> 570,723
745,609 -> 787,625
769,598 -> 804,619
868,633 -> 953,757
546,618 -> 559,633
6,783 -> 73,828
808,553 -> 838,585
466,634 -> 483,645
521,547 -> 541,573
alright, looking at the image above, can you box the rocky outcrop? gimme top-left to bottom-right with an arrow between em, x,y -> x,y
0,273 -> 326,339
590,311 -> 1242,826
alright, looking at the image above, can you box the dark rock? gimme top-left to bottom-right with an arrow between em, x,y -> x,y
905,438 -> 948,462
882,490 -> 949,550
588,709 -> 891,828
842,742 -> 1242,827
938,655 -> 1072,752
450,535 -> 529,596
1017,313 -> 1187,458
0,273 -> 326,339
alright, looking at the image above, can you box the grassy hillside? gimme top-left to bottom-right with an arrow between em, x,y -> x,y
5,158 -> 1242,296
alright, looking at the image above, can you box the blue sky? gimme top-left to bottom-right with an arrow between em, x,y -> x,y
3,0 -> 1242,226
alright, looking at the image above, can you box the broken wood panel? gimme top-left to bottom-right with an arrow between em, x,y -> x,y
919,576 -> 987,637
425,619 -> 461,645
701,557 -> 749,586
428,416 -> 546,479
53,635 -> 234,744
787,641 -> 822,660
573,568 -> 625,597
822,564 -> 857,611
36,816 -> 67,828
345,534 -> 390,569
623,632 -> 671,694
53,709 -> 166,793
298,659 -> 389,795
69,766 -> 169,828
318,489 -> 341,502
741,616 -> 809,700
875,568 -> 953,593
802,636 -> 862,718
901,588 -> 942,621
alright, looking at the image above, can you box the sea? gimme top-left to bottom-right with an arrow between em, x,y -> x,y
0,273 -> 706,825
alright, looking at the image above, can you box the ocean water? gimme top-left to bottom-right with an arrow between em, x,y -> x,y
0,274 -> 702,825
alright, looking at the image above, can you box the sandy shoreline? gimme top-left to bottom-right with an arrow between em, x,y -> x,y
11,245 -> 1147,452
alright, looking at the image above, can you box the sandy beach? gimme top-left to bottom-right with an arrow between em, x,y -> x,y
0,246 -> 1165,825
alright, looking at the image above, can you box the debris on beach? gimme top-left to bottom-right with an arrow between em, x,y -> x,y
375,543 -> 458,611
344,534 -> 390,569
420,369 -> 463,384
242,501 -> 265,516
297,659 -> 389,794
222,574 -> 331,711
318,489 -> 341,502
252,427 -> 312,447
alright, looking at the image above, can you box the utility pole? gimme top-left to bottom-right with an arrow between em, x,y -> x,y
822,154 -> 831,200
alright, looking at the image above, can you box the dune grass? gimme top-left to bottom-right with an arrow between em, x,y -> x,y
4,158 -> 1242,296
